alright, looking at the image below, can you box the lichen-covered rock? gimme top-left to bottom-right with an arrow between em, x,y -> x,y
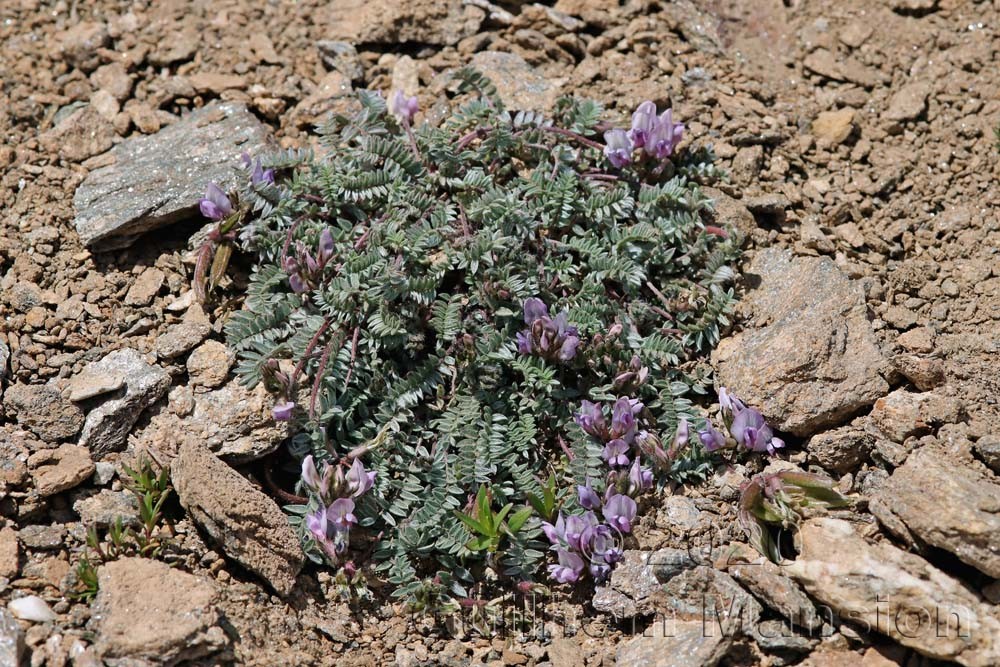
787,518 -> 1000,666
186,340 -> 233,388
721,542 -> 824,630
171,439 -> 304,595
469,51 -> 562,111
2,384 -> 84,442
870,445 -> 1000,579
136,379 -> 288,463
28,445 -> 95,497
713,248 -> 889,436
0,607 -> 23,667
593,549 -> 696,618
73,102 -> 273,248
868,388 -> 963,444
616,618 -> 732,667
320,0 -> 483,46
805,422 -> 873,474
94,558 -> 226,666
155,305 -> 212,360
77,349 -> 171,459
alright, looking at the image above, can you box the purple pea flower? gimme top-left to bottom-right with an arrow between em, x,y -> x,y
603,494 -> 638,533
730,408 -> 785,455
318,228 -> 335,265
242,152 -> 275,187
523,297 -> 548,324
548,548 -> 585,584
306,507 -> 341,560
389,90 -> 419,125
541,513 -> 566,545
627,457 -> 654,494
272,401 -> 295,421
587,524 -> 623,565
610,397 -> 638,442
517,298 -> 581,362
589,559 -> 611,582
646,108 -> 684,159
306,508 -> 327,543
301,455 -> 320,493
577,484 -> 601,510
603,128 -> 633,168
346,458 -> 376,497
563,512 -> 597,552
327,497 -> 358,528
698,423 -> 726,452
602,438 -> 630,467
629,100 -> 657,149
718,387 -> 747,421
575,400 -> 606,440
199,183 -> 233,221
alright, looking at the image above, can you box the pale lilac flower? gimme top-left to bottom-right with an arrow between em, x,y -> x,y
587,524 -> 622,564
603,494 -> 638,533
564,513 -> 597,552
346,458 -> 376,497
730,408 -> 785,455
523,297 -> 548,324
548,548 -> 585,584
541,513 -> 566,545
306,507 -> 340,560
575,400 -> 607,440
635,430 -> 670,467
199,183 -> 233,221
610,397 -> 638,442
272,401 -> 295,421
327,498 -> 358,528
318,228 -> 335,264
517,298 -> 581,362
603,128 -> 633,168
306,508 -> 327,542
242,152 -> 275,186
577,484 -> 601,511
589,559 -> 611,581
646,108 -> 684,159
718,387 -> 746,420
698,422 -> 726,452
627,457 -> 653,494
388,90 -> 419,125
629,100 -> 657,149
602,439 -> 630,467
301,455 -> 321,493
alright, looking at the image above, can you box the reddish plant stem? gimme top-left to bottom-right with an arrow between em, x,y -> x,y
263,465 -> 308,504
343,326 -> 361,389
290,317 -> 334,392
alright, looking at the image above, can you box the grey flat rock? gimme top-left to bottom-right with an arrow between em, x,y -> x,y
73,102 -> 273,248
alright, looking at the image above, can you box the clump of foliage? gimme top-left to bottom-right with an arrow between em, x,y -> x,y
211,69 -> 740,599
738,469 -> 852,562
71,459 -> 176,601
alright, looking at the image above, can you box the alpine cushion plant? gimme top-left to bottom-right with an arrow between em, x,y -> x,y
211,70 -> 739,600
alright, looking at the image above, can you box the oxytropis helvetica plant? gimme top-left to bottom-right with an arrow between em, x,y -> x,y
190,69 -> 840,607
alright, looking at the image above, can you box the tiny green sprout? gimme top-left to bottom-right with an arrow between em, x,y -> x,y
525,473 -> 561,523
739,470 -> 853,562
455,486 -> 533,554
70,557 -> 99,602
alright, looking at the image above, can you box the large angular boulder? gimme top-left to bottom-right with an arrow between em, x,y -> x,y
76,349 -> 171,459
73,102 -> 273,248
713,248 -> 888,436
787,518 -> 1000,667
171,439 -> 304,595
94,558 -> 227,665
870,445 -> 1000,578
